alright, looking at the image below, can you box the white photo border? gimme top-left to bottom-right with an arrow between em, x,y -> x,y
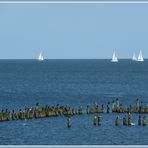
0,0 -> 147,147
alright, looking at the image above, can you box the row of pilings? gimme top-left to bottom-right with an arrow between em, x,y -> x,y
0,99 -> 147,127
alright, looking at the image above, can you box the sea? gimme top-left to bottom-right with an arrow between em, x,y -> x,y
0,59 -> 148,145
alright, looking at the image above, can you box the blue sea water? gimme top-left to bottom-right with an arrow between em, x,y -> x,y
0,59 -> 148,145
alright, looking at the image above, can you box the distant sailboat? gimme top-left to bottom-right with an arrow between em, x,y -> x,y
137,50 -> 144,62
38,52 -> 44,61
111,51 -> 118,62
132,53 -> 137,61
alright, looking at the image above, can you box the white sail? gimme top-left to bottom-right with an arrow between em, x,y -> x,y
38,52 -> 44,61
111,51 -> 118,62
132,53 -> 137,61
137,50 -> 144,62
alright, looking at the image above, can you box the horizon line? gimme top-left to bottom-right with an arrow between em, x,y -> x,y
1,1 -> 148,4
0,58 -> 147,60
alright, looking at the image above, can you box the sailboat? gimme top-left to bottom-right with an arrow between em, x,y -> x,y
137,50 -> 144,62
38,52 -> 44,61
132,53 -> 137,61
111,51 -> 118,62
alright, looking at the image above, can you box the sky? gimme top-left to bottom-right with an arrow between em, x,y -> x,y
0,3 -> 148,59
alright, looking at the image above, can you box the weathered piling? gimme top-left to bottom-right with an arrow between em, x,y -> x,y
107,102 -> 110,113
123,115 -> 127,125
115,115 -> 119,126
143,116 -> 147,126
128,113 -> 132,126
0,109 -> 10,121
138,115 -> 142,126
101,104 -> 104,113
93,115 -> 97,126
112,100 -> 115,112
98,116 -> 102,126
67,117 -> 72,128
86,105 -> 89,114
136,98 -> 140,112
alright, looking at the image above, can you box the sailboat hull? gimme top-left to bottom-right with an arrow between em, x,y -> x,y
111,59 -> 118,62
137,59 -> 144,62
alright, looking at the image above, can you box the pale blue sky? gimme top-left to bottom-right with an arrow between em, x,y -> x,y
0,4 -> 148,59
